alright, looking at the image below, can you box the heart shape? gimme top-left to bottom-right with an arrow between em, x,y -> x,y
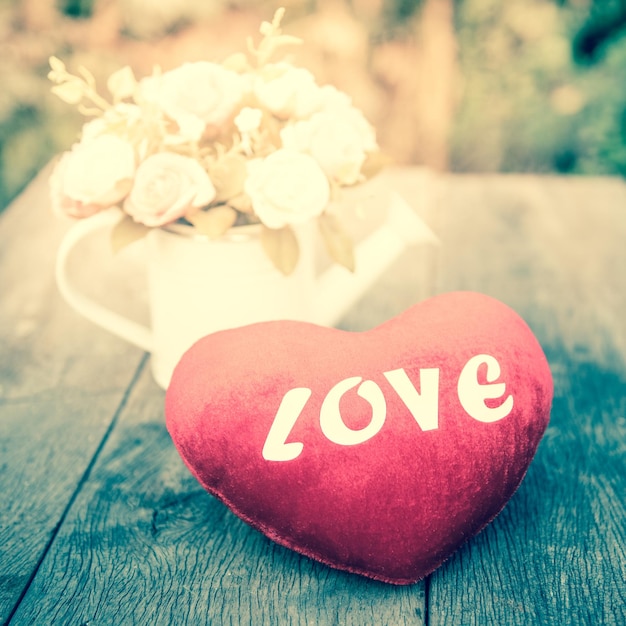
165,292 -> 553,584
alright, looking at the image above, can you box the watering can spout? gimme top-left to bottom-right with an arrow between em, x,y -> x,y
312,192 -> 439,327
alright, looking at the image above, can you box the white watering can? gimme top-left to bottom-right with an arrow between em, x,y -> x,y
56,190 -> 438,389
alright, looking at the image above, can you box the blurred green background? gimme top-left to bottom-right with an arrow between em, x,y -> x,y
1,0 -> 626,212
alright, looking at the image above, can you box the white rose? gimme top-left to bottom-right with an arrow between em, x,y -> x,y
245,149 -> 330,229
50,134 -> 135,218
280,107 -> 378,185
124,152 -> 216,227
139,62 -> 245,140
317,85 -> 353,112
81,103 -> 143,142
254,64 -> 322,120
235,107 -> 263,156
316,89 -> 378,153
234,107 -> 263,134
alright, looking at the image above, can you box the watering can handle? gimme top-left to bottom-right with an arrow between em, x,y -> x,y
55,209 -> 154,352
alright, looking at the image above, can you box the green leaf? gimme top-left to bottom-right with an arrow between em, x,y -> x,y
51,81 -> 84,105
49,56 -> 66,73
318,213 -> 355,273
273,35 -> 303,48
188,206 -> 238,239
210,154 -> 248,203
107,66 -> 136,100
78,65 -> 96,88
261,225 -> 299,276
223,52 -> 251,73
228,192 -> 253,214
111,214 -> 150,254
360,151 -> 393,180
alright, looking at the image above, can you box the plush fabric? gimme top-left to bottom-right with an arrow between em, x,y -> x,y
165,291 -> 553,584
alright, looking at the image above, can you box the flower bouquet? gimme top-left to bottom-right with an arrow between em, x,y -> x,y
48,8 -> 383,275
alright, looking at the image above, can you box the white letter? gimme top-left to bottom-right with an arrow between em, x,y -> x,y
262,387 -> 311,461
383,368 -> 440,431
320,377 -> 386,446
457,354 -> 513,423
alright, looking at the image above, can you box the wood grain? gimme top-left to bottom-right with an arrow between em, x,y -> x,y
429,174 -> 626,625
2,170 -> 625,625
9,368 -> 426,626
0,167 -> 146,624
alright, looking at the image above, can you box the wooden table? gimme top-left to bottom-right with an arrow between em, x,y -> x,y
1,167 -> 625,625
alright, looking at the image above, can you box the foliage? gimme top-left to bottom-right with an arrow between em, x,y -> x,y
451,0 -> 626,175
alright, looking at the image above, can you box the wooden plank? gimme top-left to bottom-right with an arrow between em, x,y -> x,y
5,172 -> 625,624
428,175 -> 626,625
5,168 -> 438,625
9,367 -> 426,625
0,167 -> 146,624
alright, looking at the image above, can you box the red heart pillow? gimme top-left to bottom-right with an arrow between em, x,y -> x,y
165,291 -> 553,584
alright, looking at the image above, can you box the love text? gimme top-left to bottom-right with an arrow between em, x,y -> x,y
262,354 -> 514,461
